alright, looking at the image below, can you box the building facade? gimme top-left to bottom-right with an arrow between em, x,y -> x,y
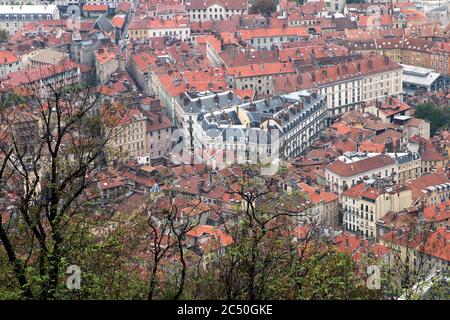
0,5 -> 60,35
342,180 -> 412,239
185,0 -> 248,22
128,16 -> 190,42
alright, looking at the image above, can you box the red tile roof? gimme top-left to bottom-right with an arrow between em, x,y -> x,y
358,15 -> 393,28
382,227 -> 449,262
1,60 -> 79,87
423,200 -> 450,223
326,154 -> 395,177
131,51 -> 156,71
238,26 -> 309,40
421,148 -> 446,162
186,225 -> 234,247
111,15 -> 126,29
274,55 -> 401,93
228,62 -> 295,78
406,172 -> 450,201
83,4 -> 109,12
359,140 -> 385,153
0,50 -> 20,65
129,16 -> 189,30
334,232 -> 390,262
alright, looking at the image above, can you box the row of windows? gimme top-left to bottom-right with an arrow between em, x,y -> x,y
188,8 -> 245,13
250,36 -> 296,45
0,14 -> 53,20
130,29 -> 189,36
345,224 -> 374,238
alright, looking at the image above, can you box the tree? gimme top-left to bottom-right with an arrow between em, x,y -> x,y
415,103 -> 450,135
249,0 -> 277,18
183,166 -> 379,300
0,30 -> 7,42
380,220 -> 449,300
0,69 -> 125,299
133,191 -> 200,300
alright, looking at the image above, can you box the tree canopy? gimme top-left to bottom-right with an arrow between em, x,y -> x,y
249,0 -> 277,18
415,103 -> 450,135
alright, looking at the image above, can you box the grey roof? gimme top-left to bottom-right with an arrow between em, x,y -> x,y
388,152 -> 420,164
197,90 -> 324,142
182,91 -> 242,114
401,64 -> 441,87
93,14 -> 114,33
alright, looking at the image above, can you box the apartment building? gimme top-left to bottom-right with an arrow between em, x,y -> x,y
82,4 -> 109,18
95,46 -> 125,84
298,182 -> 339,226
127,51 -> 155,95
323,0 -> 345,13
421,148 -> 447,174
238,27 -> 310,50
405,172 -> 450,207
423,200 -> 450,228
274,55 -> 403,117
401,38 -> 433,69
364,98 -> 414,124
361,57 -> 403,102
28,49 -> 68,68
192,90 -> 328,167
0,49 -> 21,77
146,112 -> 173,160
128,16 -> 190,42
342,180 -> 412,239
429,42 -> 450,78
0,4 -> 60,35
325,152 -> 397,195
344,37 -> 434,71
0,60 -> 80,97
390,152 -> 422,183
404,118 -> 430,140
226,62 -> 296,96
83,0 -> 133,9
381,227 -> 449,278
108,108 -> 148,160
185,0 -> 248,22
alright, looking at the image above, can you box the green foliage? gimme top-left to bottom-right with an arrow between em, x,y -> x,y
249,0 -> 277,18
345,0 -> 365,3
415,103 -> 450,135
0,30 -> 7,42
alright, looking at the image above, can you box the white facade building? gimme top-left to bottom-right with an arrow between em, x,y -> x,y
0,5 -> 60,35
185,0 -> 248,22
